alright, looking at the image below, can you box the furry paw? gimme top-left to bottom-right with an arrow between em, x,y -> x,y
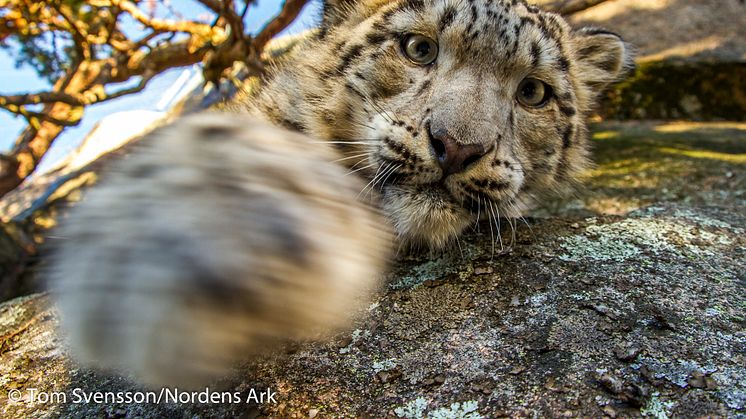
49,113 -> 391,388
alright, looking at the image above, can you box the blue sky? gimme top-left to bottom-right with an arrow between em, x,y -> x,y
0,0 -> 322,171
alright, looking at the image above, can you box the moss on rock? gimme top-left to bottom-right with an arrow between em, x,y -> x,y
601,61 -> 746,121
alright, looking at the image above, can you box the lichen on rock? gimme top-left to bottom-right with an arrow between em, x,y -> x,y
0,122 -> 744,417
0,203 -> 743,418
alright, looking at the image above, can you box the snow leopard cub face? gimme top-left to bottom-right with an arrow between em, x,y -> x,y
294,0 -> 632,248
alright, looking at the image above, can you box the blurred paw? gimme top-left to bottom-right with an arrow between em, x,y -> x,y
49,114 -> 391,388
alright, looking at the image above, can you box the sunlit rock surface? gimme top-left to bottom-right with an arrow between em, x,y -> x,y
1,122 -> 744,417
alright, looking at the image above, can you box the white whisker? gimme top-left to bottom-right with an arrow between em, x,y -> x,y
487,200 -> 502,252
331,153 -> 369,163
378,164 -> 401,191
367,163 -> 398,198
487,201 -> 496,260
345,162 -> 377,176
358,162 -> 388,198
475,195 -> 482,233
492,201 -> 504,251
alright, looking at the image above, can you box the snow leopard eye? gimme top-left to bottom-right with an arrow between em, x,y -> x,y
402,34 -> 438,65
516,78 -> 553,107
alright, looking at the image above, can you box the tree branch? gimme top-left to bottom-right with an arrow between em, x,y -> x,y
0,92 -> 85,107
114,0 -> 225,41
253,0 -> 308,51
0,105 -> 81,128
95,72 -> 156,104
49,2 -> 92,60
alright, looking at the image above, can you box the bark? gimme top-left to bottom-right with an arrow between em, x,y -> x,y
0,0 -> 309,198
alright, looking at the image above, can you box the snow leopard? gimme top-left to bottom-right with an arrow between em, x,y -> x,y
49,0 -> 633,387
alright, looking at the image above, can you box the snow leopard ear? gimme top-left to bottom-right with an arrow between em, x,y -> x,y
322,0 -> 355,26
572,28 -> 635,87
322,0 -> 389,28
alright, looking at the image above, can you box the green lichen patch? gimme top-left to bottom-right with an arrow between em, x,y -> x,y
559,213 -> 737,263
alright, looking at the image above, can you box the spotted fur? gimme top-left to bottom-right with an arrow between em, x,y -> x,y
247,0 -> 633,247
51,0 -> 632,387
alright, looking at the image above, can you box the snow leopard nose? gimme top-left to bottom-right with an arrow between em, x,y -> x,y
428,125 -> 488,176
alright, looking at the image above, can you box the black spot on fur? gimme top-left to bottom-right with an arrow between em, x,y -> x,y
577,44 -> 602,59
404,0 -> 425,12
559,105 -> 576,117
279,118 -> 307,133
559,91 -> 574,101
439,7 -> 457,32
366,32 -> 388,45
416,79 -> 432,96
562,126 -> 574,149
198,124 -> 235,138
316,26 -> 328,40
383,137 -> 421,163
336,44 -> 365,75
511,24 -> 522,54
344,82 -> 366,100
474,179 -> 509,191
530,42 -> 541,67
595,57 -> 620,72
378,7 -> 398,25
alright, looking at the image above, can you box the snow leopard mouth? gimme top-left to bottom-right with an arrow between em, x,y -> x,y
379,182 -> 475,248
380,177 -> 454,207
381,175 -> 492,215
